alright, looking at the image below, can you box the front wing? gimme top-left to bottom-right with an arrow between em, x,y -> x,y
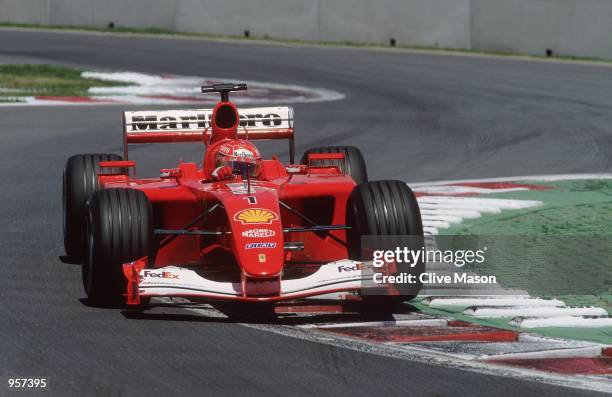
123,259 -> 374,304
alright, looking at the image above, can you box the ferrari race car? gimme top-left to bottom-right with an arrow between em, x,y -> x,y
62,83 -> 424,307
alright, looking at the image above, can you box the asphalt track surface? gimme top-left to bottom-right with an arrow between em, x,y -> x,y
1,29 -> 611,396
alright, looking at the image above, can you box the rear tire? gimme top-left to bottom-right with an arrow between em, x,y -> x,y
301,146 -> 368,185
63,153 -> 123,262
83,188 -> 154,307
346,180 -> 424,307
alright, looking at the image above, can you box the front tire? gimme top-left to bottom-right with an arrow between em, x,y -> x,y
346,180 -> 424,306
63,153 -> 123,261
83,188 -> 154,307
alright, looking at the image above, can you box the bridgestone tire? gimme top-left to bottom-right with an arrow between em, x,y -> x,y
346,180 -> 424,306
63,153 -> 123,261
301,146 -> 368,185
83,189 -> 154,307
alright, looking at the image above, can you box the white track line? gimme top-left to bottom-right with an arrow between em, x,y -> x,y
418,202 -> 503,214
483,346 -> 605,361
410,174 -> 612,186
414,186 -> 528,195
464,306 -> 608,318
421,214 -> 464,224
420,208 -> 482,219
305,319 -> 448,329
418,196 -> 542,210
510,316 -> 612,329
422,297 -> 565,308
423,227 -> 439,235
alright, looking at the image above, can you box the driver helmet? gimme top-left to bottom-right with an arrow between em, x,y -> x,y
215,139 -> 262,179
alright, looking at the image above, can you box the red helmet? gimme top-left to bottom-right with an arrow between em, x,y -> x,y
215,139 -> 262,178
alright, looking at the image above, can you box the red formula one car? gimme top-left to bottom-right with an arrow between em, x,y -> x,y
63,83 -> 423,307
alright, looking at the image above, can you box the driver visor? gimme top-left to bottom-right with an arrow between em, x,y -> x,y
219,160 -> 261,178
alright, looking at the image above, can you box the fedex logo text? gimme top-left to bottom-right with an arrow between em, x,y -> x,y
142,270 -> 179,279
337,263 -> 364,273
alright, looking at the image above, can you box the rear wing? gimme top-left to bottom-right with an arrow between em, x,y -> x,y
122,106 -> 295,162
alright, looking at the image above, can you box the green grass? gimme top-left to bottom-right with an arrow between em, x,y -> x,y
432,180 -> 612,344
0,64 -> 127,100
452,202 -> 612,235
447,179 -> 612,236
1,22 -> 612,65
412,300 -> 612,345
439,180 -> 612,295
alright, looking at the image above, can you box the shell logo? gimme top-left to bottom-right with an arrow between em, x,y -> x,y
234,208 -> 279,225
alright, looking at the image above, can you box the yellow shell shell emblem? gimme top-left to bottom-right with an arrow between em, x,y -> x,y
234,208 -> 279,225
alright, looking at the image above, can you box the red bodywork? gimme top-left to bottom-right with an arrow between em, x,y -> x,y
101,100 -> 362,304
